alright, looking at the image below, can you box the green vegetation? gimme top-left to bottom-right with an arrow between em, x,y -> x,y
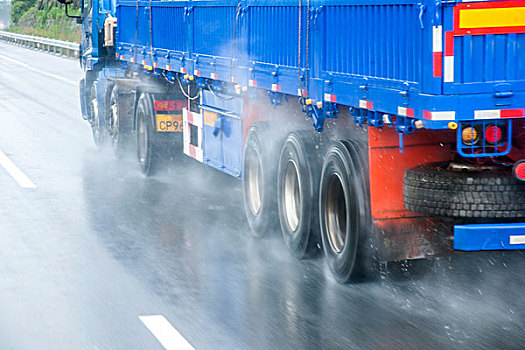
9,0 -> 80,42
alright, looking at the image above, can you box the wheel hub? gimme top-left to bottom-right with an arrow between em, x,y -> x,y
137,113 -> 147,163
283,159 -> 302,232
246,151 -> 262,215
325,174 -> 347,253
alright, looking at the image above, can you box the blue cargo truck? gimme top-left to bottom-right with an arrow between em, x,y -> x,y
59,0 -> 525,282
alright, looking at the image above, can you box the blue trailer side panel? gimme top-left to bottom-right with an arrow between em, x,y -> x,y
322,3 -> 423,91
114,0 -> 525,129
151,3 -> 187,72
191,2 -> 239,82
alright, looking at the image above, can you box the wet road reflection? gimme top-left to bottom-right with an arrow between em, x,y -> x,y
82,153 -> 525,350
0,40 -> 523,349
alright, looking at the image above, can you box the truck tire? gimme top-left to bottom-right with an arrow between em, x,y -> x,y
319,140 -> 375,283
136,92 -> 161,176
107,85 -> 133,158
243,123 -> 281,237
404,162 -> 525,218
90,83 -> 109,149
277,131 -> 323,259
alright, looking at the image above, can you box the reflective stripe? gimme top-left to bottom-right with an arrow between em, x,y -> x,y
359,100 -> 373,110
183,109 -> 203,162
444,56 -> 454,82
510,235 -> 525,245
475,109 -> 525,119
433,25 -> 443,52
474,110 -> 501,119
397,107 -> 415,117
423,111 -> 456,121
324,93 -> 336,103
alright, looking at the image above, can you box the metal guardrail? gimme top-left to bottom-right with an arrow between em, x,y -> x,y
0,31 -> 79,58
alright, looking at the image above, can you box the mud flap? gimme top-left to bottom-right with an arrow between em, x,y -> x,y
79,78 -> 88,120
183,108 -> 203,162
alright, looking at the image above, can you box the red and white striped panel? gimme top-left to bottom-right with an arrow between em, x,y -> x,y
115,53 -> 120,58
474,108 -> 525,119
298,89 -> 308,97
166,64 -> 172,70
142,60 -> 147,65
423,110 -> 456,121
433,25 -> 443,78
211,73 -> 218,80
180,67 -> 187,74
183,108 -> 203,162
231,76 -> 238,83
397,107 -> 415,117
271,84 -> 281,92
194,69 -> 200,76
444,32 -> 454,83
153,63 -> 158,68
130,57 -> 136,63
324,93 -> 337,103
249,79 -> 258,87
359,100 -> 374,110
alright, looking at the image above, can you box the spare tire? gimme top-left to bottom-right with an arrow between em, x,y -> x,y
403,162 -> 525,218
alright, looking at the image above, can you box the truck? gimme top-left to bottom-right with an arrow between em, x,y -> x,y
58,0 -> 525,282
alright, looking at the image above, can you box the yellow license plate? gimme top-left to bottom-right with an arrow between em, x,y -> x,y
156,113 -> 183,132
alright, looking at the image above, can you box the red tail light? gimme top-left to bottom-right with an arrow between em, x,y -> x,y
513,161 -> 525,181
485,125 -> 502,144
154,100 -> 186,112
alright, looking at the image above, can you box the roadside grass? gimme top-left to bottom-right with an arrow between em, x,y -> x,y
9,7 -> 80,43
9,25 -> 79,43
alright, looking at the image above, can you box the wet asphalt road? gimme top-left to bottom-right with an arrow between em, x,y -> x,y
0,41 -> 524,350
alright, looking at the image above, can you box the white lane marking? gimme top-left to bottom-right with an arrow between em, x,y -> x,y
0,54 -> 77,86
0,150 -> 36,189
139,315 -> 195,350
510,235 -> 525,245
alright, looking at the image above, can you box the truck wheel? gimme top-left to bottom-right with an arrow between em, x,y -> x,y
277,131 -> 323,259
404,162 -> 525,218
243,123 -> 281,237
319,140 -> 375,283
136,92 -> 160,176
90,83 -> 109,148
107,85 -> 132,158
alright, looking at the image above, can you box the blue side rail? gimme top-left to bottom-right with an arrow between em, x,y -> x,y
454,223 -> 525,251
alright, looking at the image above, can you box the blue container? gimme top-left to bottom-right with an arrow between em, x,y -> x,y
114,0 -> 525,131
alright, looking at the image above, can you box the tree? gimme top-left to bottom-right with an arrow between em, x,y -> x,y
11,0 -> 37,24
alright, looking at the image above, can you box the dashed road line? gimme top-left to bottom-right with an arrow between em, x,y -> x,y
0,150 -> 36,189
139,315 -> 195,350
0,54 -> 77,86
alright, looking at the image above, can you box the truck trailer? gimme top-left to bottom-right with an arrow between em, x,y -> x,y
59,0 -> 525,282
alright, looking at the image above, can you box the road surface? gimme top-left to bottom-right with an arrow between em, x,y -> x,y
0,41 -> 524,350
